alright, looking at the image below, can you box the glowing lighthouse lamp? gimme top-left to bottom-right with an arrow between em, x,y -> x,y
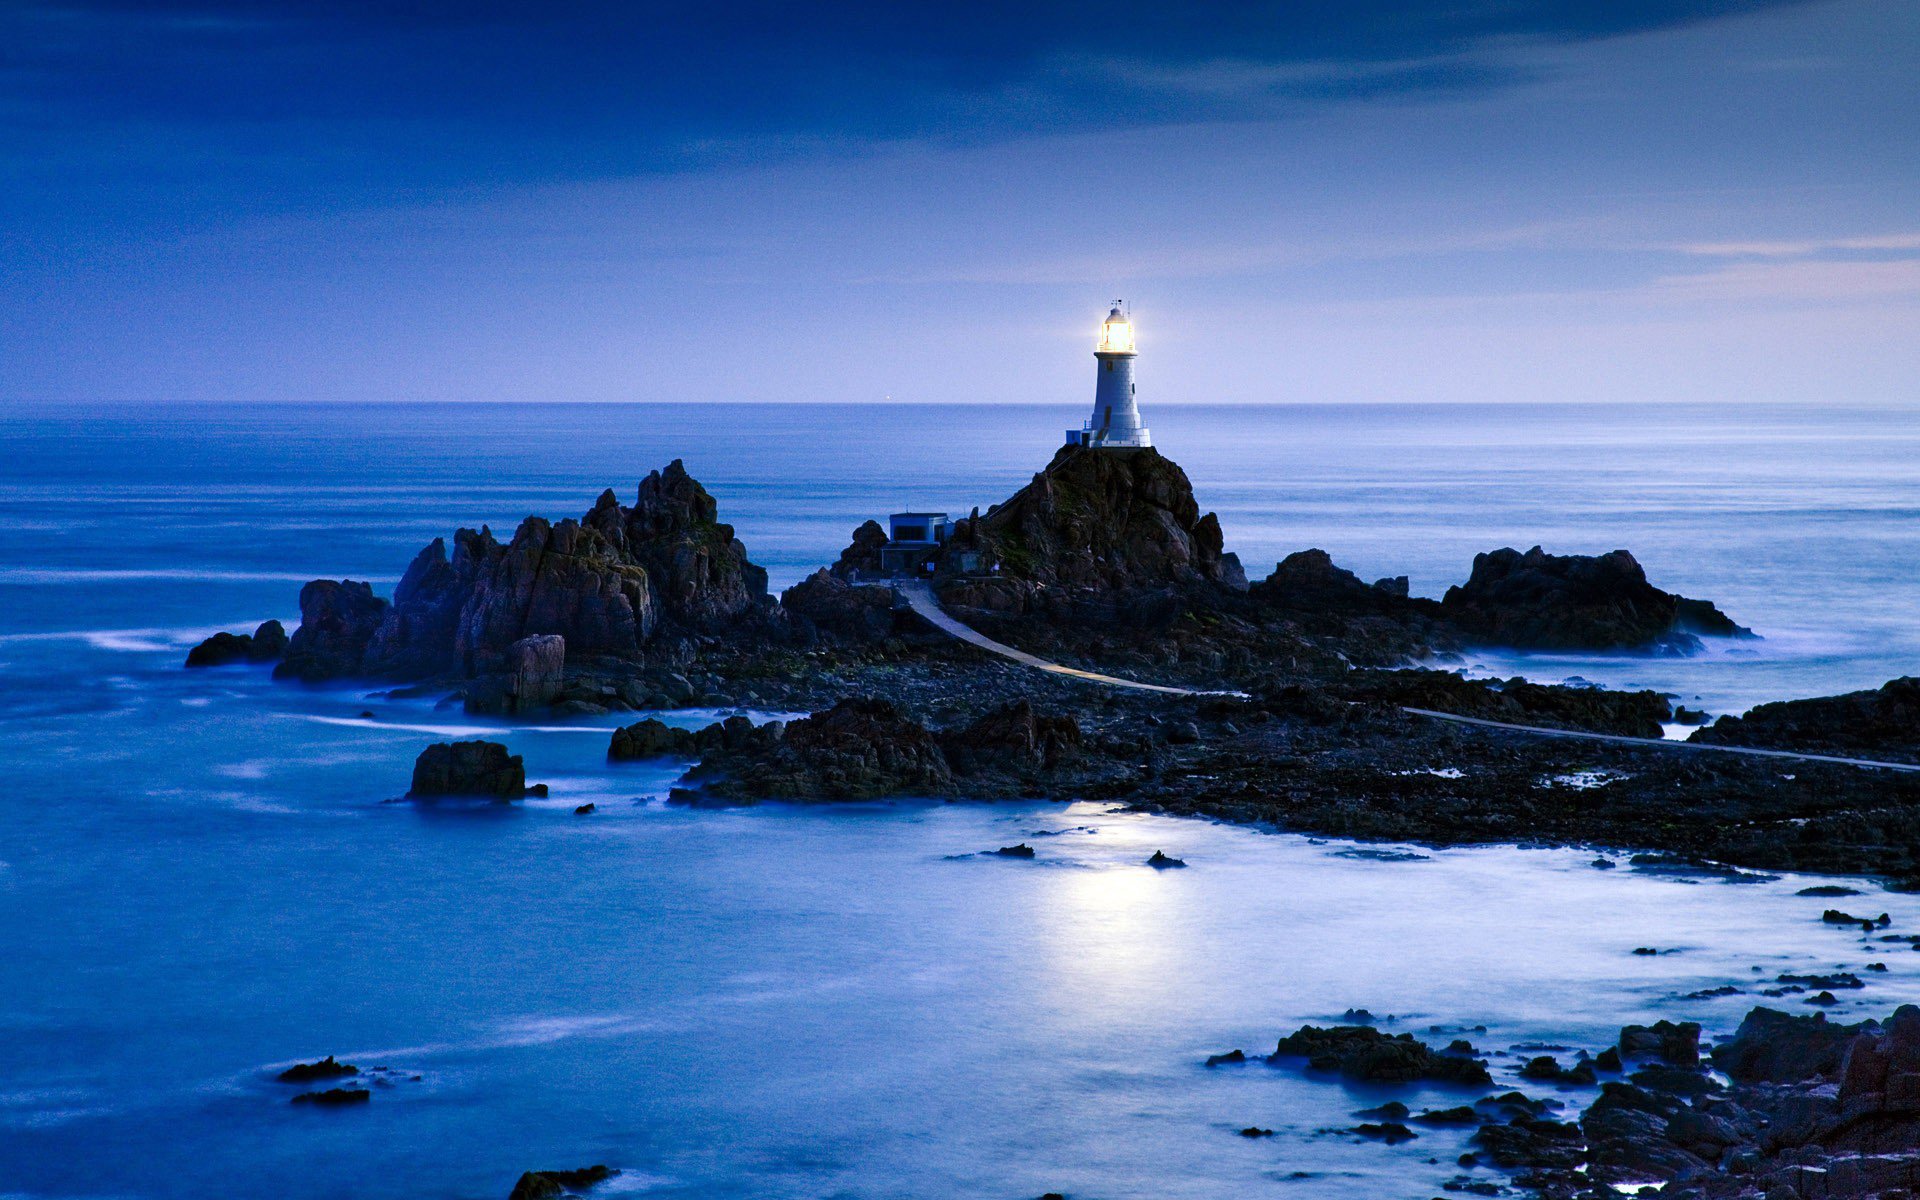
1066,304 -> 1152,449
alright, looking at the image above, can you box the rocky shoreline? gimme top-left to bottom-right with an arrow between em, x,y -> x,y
189,445 -> 1919,883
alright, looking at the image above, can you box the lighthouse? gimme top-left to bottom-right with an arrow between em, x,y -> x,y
1066,304 -> 1152,449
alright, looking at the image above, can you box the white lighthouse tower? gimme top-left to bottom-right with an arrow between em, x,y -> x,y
1067,304 -> 1152,449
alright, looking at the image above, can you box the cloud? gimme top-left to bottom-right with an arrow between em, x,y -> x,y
1678,232 -> 1920,257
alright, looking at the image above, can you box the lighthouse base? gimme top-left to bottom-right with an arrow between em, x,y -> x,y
1066,425 -> 1153,450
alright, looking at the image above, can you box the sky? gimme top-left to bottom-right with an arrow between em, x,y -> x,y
2,0 -> 1917,406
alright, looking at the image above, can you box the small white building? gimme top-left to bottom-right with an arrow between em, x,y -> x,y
1066,304 -> 1152,449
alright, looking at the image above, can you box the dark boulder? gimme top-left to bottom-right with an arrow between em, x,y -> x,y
608,717 -> 699,761
1439,545 -> 1750,653
1711,1006 -> 1871,1084
1618,1020 -> 1700,1066
992,844 -> 1036,859
1146,850 -> 1187,869
276,581 -> 389,681
186,619 -> 289,667
407,740 -> 544,801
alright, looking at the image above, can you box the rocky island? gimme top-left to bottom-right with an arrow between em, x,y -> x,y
187,443 -> 1918,882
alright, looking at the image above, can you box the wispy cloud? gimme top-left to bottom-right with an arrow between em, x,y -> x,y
1678,232 -> 1920,257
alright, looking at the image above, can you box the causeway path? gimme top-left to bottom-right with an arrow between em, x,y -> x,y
893,580 -> 1920,775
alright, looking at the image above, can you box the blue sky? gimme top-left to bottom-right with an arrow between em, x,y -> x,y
3,0 -> 1916,404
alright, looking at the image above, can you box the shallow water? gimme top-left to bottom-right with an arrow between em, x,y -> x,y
2,401 -> 1917,1198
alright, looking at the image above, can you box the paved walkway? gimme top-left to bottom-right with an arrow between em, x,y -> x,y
895,581 -> 1920,774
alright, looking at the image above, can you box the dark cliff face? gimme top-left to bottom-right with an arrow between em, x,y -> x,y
1439,545 -> 1751,653
936,446 -> 1246,613
296,460 -> 769,682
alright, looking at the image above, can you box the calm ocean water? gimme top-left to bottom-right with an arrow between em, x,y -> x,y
1,400 -> 1917,1199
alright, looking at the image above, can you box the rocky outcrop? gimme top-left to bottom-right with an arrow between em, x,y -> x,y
1268,1023 -> 1492,1085
1439,546 -> 1750,653
292,461 -> 770,683
682,698 -> 951,802
781,569 -> 899,643
934,445 -> 1246,618
675,698 -> 1097,804
185,620 -> 288,667
1334,669 -> 1675,738
276,581 -> 389,682
407,740 -> 545,801
830,519 -> 888,580
940,699 -> 1081,774
1691,677 -> 1920,764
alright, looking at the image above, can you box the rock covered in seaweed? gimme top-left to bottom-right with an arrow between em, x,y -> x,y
1438,545 -> 1750,654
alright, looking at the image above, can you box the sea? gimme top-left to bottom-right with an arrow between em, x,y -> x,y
1,400 -> 1917,1199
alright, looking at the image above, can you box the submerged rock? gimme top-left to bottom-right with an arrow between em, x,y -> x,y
407,740 -> 545,801
507,1166 -> 617,1200
290,1087 -> 370,1107
277,1055 -> 358,1083
992,844 -> 1036,859
185,620 -> 288,667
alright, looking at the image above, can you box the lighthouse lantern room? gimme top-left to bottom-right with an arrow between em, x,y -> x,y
1066,304 -> 1152,449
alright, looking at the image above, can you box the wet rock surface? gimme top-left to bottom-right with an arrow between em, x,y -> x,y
506,1166 -> 617,1200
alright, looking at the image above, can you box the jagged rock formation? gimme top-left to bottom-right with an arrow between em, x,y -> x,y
185,620 -> 288,667
287,461 -> 771,688
406,740 -> 545,800
1440,545 -> 1751,653
277,581 -> 390,682
781,569 -> 899,643
933,445 -> 1246,617
1337,669 -> 1674,738
1248,549 -> 1457,666
1691,677 -> 1920,764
